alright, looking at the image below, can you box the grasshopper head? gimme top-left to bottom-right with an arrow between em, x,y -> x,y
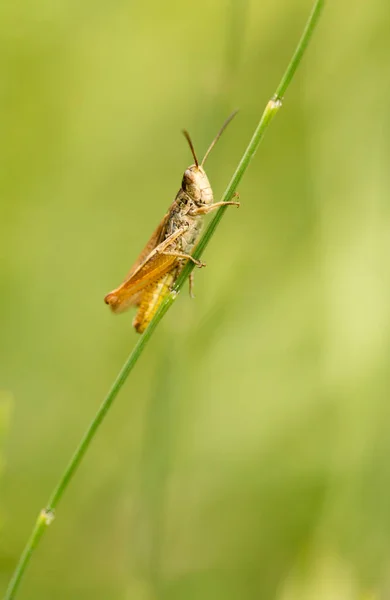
180,113 -> 237,206
182,165 -> 213,204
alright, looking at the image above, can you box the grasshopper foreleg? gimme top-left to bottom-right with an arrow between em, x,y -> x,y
188,199 -> 240,216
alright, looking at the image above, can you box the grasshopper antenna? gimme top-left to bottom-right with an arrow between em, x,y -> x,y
182,130 -> 199,168
201,109 -> 238,167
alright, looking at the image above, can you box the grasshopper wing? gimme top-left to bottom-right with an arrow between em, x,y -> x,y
104,253 -> 177,313
104,213 -> 179,313
124,213 -> 169,281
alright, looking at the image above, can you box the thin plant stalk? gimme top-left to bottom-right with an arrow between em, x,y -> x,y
3,1 -> 324,597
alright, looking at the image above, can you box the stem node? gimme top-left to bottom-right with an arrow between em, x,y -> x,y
39,509 -> 55,526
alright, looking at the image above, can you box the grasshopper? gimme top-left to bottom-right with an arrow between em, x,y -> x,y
104,112 -> 239,333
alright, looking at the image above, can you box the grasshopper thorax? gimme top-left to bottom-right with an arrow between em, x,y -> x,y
181,164 -> 213,205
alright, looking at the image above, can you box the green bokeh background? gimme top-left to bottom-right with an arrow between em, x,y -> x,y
2,1 -> 390,598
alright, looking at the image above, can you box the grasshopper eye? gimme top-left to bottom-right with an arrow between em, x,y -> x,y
182,169 -> 196,190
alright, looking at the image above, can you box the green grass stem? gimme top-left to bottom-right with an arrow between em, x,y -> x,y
3,1 -> 324,597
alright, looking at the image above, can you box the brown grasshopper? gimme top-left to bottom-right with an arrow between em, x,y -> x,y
104,112 -> 239,333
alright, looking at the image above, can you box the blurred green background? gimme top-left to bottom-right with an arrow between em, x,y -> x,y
1,0 -> 390,598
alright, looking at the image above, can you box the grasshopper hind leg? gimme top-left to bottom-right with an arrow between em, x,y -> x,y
189,272 -> 195,298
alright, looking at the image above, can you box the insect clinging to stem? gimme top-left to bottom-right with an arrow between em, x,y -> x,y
104,111 -> 240,333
